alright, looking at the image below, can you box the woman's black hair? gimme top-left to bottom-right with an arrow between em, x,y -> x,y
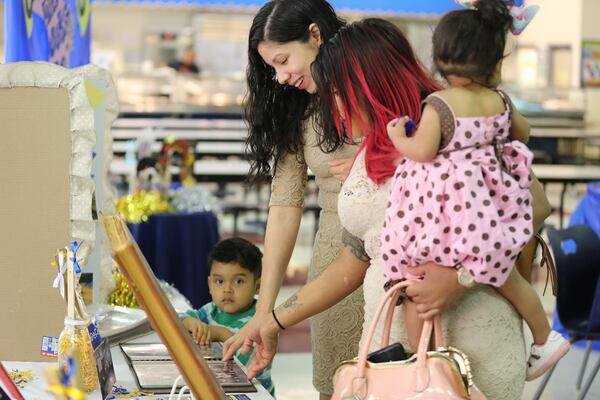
432,0 -> 514,83
245,0 -> 345,182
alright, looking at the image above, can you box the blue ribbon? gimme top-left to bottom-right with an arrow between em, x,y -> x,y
60,356 -> 76,386
69,241 -> 82,273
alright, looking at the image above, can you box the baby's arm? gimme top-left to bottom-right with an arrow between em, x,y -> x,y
387,104 -> 441,162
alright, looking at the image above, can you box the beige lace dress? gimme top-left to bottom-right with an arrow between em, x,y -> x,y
269,124 -> 363,395
338,150 -> 526,400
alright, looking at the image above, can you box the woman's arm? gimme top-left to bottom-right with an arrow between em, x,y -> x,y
244,242 -> 369,378
221,151 -> 307,356
256,205 -> 303,314
256,150 -> 308,314
272,233 -> 370,329
223,230 -> 370,369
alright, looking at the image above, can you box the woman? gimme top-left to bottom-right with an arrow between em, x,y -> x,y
227,19 -> 553,399
231,1 -> 363,397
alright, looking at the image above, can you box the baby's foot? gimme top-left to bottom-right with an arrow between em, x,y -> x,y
526,330 -> 570,381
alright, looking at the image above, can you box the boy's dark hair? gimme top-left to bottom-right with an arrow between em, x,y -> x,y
432,0 -> 514,83
208,238 -> 263,279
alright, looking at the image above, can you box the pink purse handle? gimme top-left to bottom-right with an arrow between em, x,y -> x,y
380,281 -> 444,348
351,280 -> 444,396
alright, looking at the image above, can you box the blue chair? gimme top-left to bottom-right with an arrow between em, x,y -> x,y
533,224 -> 600,400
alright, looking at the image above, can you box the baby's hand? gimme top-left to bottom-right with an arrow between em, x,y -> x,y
182,318 -> 211,345
387,116 -> 415,141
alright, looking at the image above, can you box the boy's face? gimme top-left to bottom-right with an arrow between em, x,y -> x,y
208,261 -> 259,314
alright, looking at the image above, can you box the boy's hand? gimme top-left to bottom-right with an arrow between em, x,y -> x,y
182,318 -> 211,345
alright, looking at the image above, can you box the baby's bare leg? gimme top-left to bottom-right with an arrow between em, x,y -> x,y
404,301 -> 424,353
497,268 -> 551,345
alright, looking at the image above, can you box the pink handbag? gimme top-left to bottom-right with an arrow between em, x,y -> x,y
332,280 -> 486,399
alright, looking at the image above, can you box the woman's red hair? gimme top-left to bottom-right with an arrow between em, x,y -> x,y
313,19 -> 442,184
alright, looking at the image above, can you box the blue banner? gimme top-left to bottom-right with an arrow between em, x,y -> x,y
5,0 -> 91,67
92,0 -> 522,14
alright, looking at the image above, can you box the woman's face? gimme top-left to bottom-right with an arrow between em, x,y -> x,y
258,30 -> 321,94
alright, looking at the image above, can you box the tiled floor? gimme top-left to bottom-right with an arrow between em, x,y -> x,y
217,181 -> 600,399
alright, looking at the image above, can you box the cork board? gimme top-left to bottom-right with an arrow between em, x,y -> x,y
0,87 -> 71,361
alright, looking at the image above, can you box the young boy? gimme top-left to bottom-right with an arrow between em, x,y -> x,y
181,238 -> 274,394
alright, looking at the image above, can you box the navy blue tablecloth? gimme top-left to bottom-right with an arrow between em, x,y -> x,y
129,211 -> 219,309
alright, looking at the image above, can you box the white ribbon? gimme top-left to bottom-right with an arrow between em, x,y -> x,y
52,251 -> 67,299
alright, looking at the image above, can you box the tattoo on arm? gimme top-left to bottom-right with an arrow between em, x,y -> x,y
280,294 -> 300,311
342,228 -> 370,262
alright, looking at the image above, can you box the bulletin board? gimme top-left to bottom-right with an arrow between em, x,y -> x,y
0,86 -> 71,361
582,40 -> 600,87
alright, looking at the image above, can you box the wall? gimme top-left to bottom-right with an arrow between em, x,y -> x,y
91,5 -> 201,74
582,0 -> 600,128
518,0 -> 583,88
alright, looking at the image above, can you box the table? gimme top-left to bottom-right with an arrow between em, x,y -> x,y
2,333 -> 273,399
533,164 -> 600,228
129,212 -> 220,309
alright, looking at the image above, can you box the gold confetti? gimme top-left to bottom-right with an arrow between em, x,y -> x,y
9,369 -> 34,388
58,322 -> 99,392
108,268 -> 138,308
115,190 -> 171,224
117,390 -> 154,398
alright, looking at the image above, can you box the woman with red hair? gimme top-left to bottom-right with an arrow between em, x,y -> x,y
230,19 -> 536,399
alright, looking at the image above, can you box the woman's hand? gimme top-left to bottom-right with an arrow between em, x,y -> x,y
182,318 -> 211,345
222,312 -> 268,361
405,262 -> 466,320
246,316 -> 280,379
328,157 -> 354,182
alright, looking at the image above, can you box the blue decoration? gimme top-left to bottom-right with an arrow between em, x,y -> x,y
60,356 -> 76,386
69,241 -> 82,273
5,0 -> 91,67
90,0 -> 523,14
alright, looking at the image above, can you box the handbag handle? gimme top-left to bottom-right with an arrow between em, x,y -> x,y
380,282 -> 445,349
352,280 -> 444,395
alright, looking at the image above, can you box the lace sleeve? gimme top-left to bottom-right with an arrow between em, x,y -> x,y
269,150 -> 308,208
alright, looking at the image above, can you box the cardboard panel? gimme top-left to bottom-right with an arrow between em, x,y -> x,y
0,87 -> 71,361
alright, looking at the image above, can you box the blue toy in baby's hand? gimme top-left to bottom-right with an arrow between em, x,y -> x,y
392,115 -> 416,137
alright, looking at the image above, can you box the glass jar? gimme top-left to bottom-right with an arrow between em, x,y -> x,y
58,318 -> 99,392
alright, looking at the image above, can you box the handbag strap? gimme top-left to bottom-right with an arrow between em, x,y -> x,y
380,288 -> 402,348
380,282 -> 446,349
355,280 -> 443,383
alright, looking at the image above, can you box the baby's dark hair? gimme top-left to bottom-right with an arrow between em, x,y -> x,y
208,238 -> 263,279
433,0 -> 514,83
